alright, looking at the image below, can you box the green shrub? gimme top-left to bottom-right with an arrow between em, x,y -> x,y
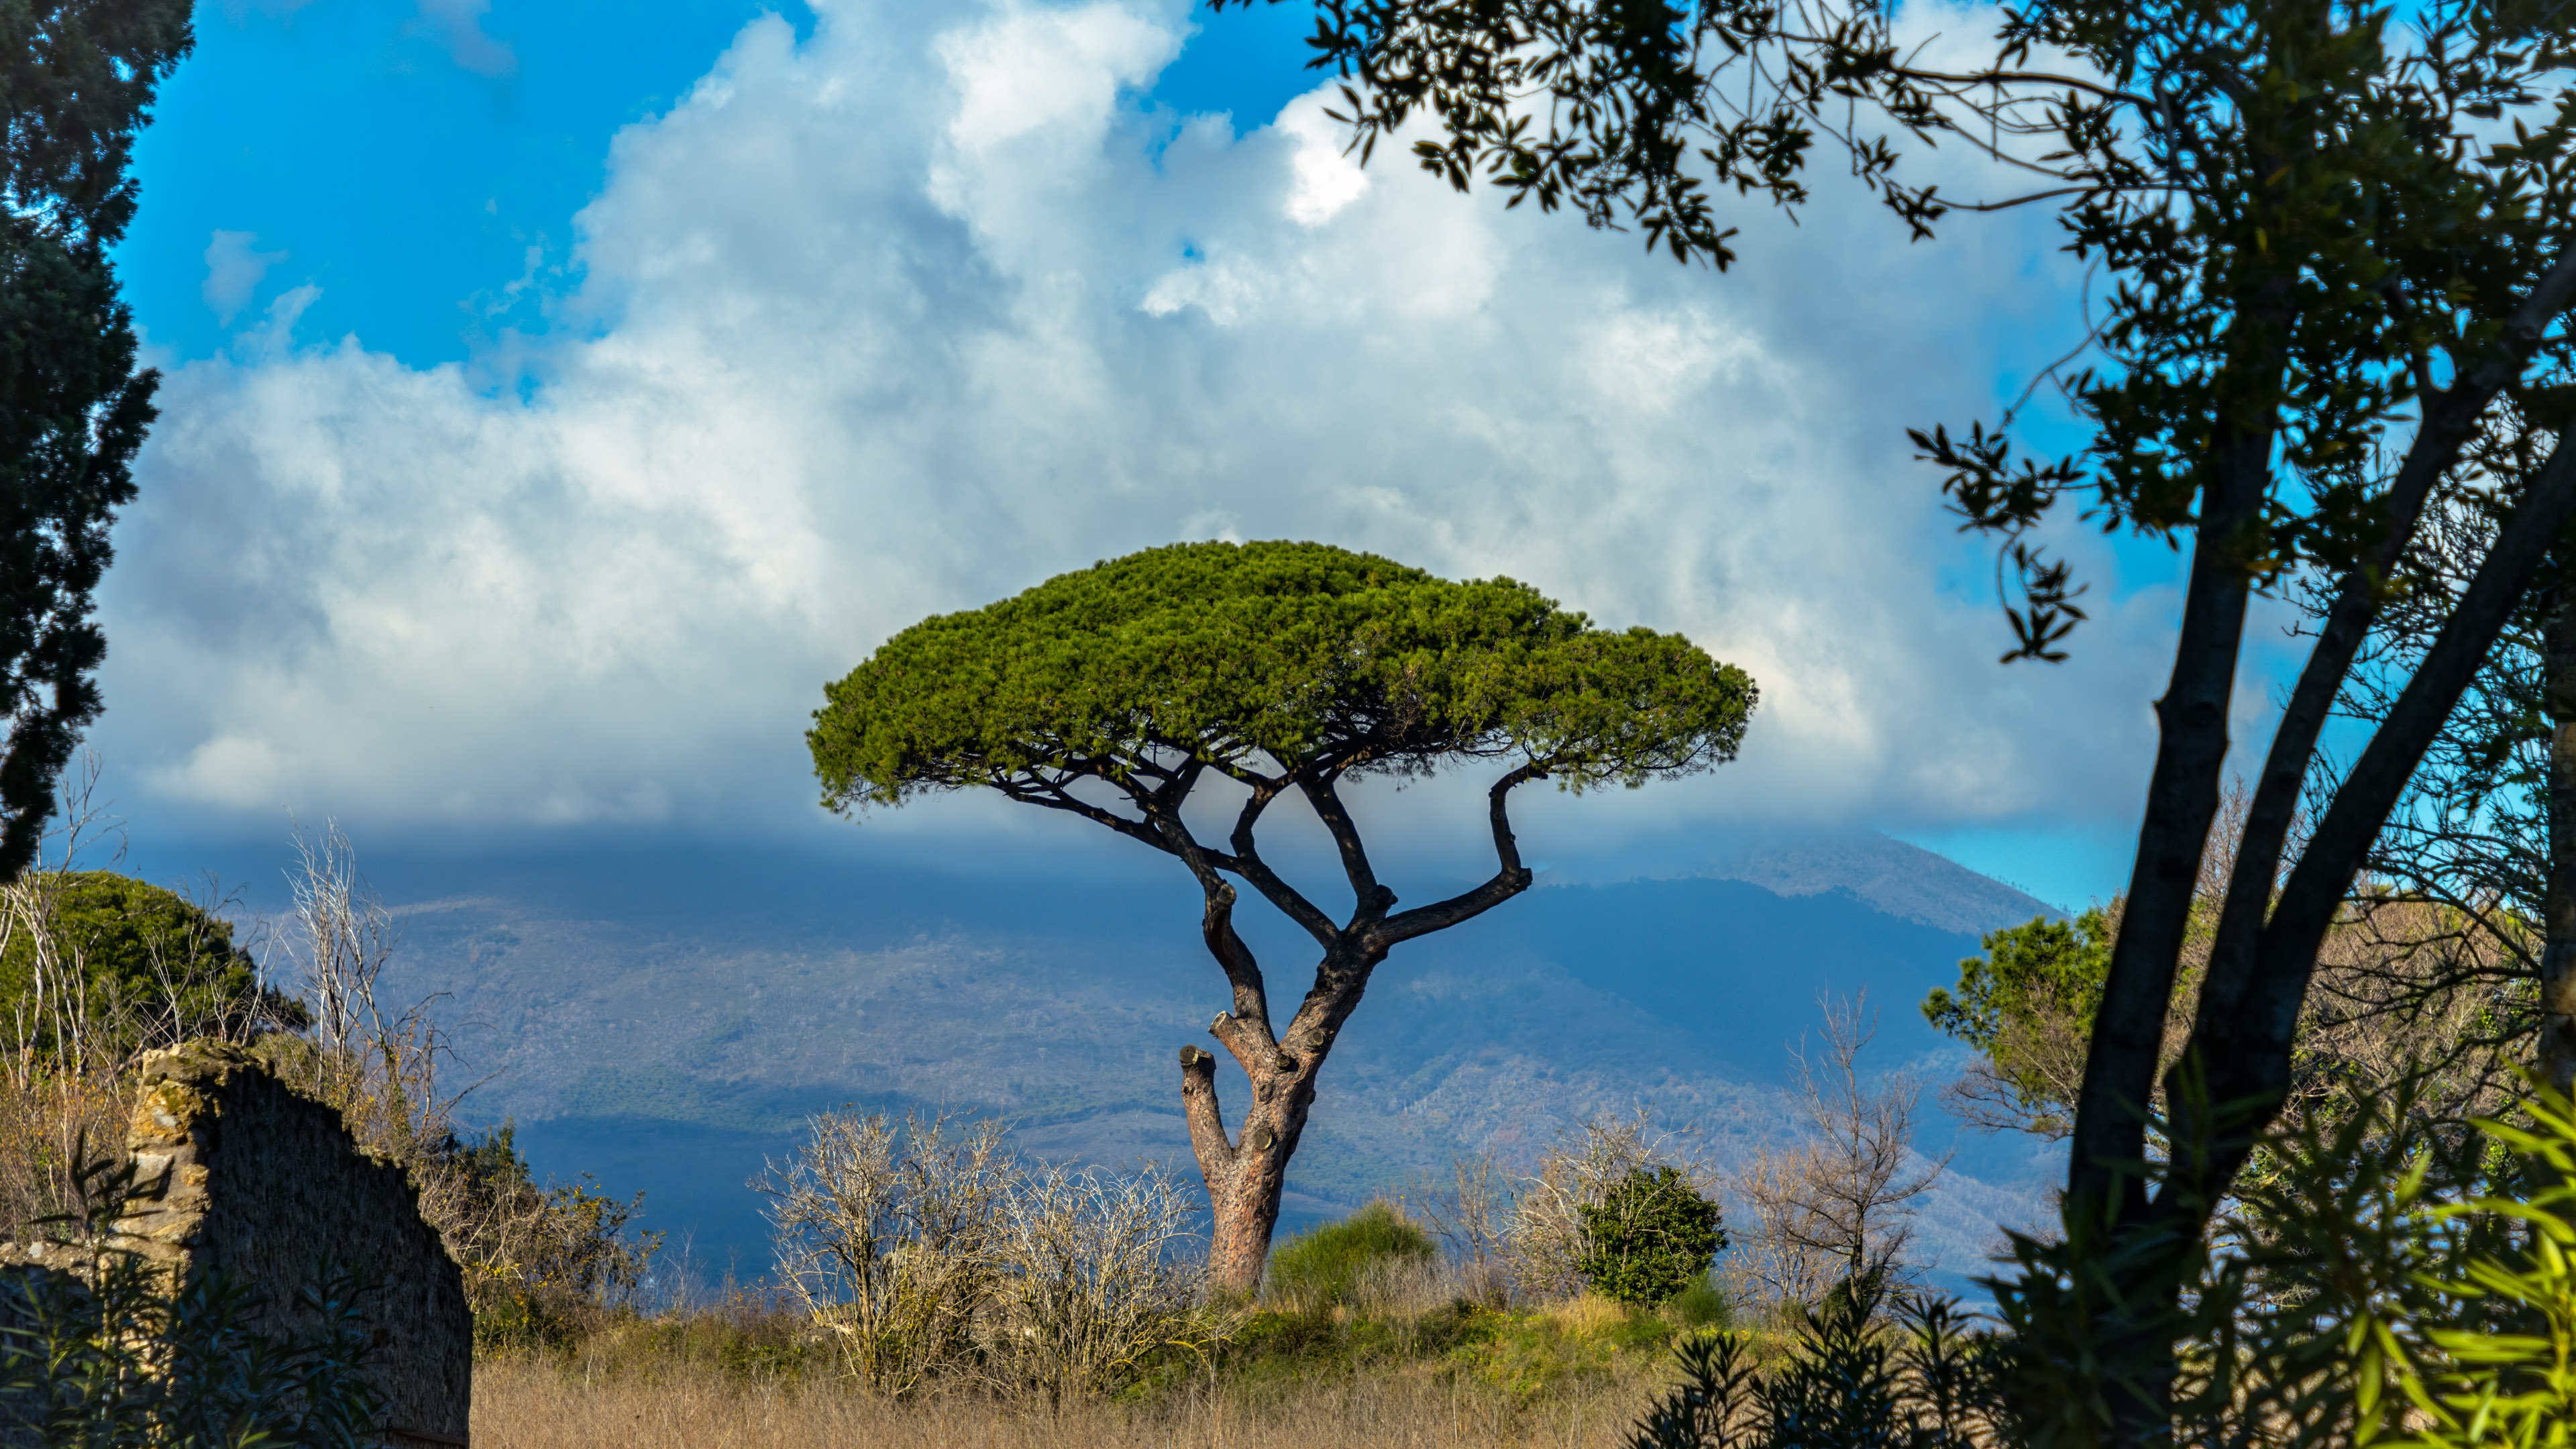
1668,1271 -> 1732,1330
435,1123 -> 657,1352
1267,1201 -> 1434,1308
1627,1279 -> 1996,1449
1578,1167 -> 1724,1308
0,872 -> 307,1061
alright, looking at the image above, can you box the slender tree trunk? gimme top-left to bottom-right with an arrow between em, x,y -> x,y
2544,573 -> 2576,1097
2070,433 -> 2269,1449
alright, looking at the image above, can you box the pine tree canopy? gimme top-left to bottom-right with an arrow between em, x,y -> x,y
808,540 -> 1756,823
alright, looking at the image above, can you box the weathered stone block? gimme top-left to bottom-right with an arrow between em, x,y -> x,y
74,1040 -> 470,1445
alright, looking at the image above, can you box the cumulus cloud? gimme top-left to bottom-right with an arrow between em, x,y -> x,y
200,230 -> 287,325
96,0 -> 2189,853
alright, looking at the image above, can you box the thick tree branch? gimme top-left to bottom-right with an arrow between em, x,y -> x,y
1103,758 -> 1252,888
1301,773 -> 1396,926
2068,417 -> 2275,1218
1374,763 -> 1546,947
1226,780 -> 1341,949
2193,246 -> 2576,1057
1138,763 -> 1294,1070
2548,572 -> 2576,1097
2169,427 -> 2576,1212
1197,881 -> 1277,1055
994,773 -> 1171,856
1178,1045 -> 1236,1168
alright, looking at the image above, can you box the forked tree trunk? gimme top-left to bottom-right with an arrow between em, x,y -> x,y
1183,1044 -> 1315,1294
1161,767 -> 1543,1295
1178,974 -> 1354,1297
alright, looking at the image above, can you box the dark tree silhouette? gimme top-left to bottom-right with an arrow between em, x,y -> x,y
1236,0 -> 2576,1436
0,0 -> 194,876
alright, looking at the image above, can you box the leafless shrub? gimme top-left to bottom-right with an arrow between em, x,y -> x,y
755,1108 -> 1013,1397
0,761 -> 299,1236
268,820 -> 466,1165
1729,993 -> 1946,1311
2295,894 -> 2526,1129
433,1130 -> 659,1346
756,1107 -> 1223,1403
0,807 -> 651,1344
1937,1001 -> 2092,1141
1413,1152 -> 1517,1307
0,757 -> 122,1069
983,1161 -> 1210,1405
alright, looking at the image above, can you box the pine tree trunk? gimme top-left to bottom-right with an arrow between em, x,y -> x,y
1180,1036 -> 1322,1297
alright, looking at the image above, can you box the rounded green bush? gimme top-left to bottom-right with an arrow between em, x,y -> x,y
1668,1271 -> 1733,1329
1268,1201 -> 1436,1307
1576,1167 -> 1725,1308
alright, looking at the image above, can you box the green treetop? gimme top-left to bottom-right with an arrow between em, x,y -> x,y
809,540 -> 1756,1293
1923,910 -> 2113,1140
1,871 -> 303,1057
0,1 -> 195,877
812,540 -> 1752,818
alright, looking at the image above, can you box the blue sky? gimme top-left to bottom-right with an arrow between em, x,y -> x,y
119,1 -> 1324,369
80,0 -> 2251,912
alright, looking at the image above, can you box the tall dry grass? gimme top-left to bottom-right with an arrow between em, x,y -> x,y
470,1354 -> 1659,1449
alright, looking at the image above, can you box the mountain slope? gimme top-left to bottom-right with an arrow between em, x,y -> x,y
339,832 -> 2060,1277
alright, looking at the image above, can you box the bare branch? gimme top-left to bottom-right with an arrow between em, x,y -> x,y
1375,763 -> 1546,947
1224,781 -> 1339,949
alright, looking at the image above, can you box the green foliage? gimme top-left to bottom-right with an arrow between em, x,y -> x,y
1627,1279 -> 2000,1449
1298,0 -> 2576,645
1923,912 -> 2111,1053
0,0 -> 193,877
1577,1167 -> 1724,1309
2353,1080 -> 2576,1449
1293,3 -> 2576,1430
1267,1201 -> 1435,1309
1974,1072 -> 2576,1449
1202,1298 -> 1490,1391
1921,910 -> 2110,1134
810,541 -> 1756,812
1629,1327 -> 1764,1449
1466,1301 -> 1670,1402
811,543 -> 1756,1294
0,872 -> 305,1057
0,1 -> 197,246
437,1122 -> 658,1352
1667,1272 -> 1731,1330
0,1149 -> 386,1446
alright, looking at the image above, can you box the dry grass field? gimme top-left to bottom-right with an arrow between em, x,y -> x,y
470,1356 -> 1660,1449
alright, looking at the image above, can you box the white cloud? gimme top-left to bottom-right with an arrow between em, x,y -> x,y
200,230 -> 286,325
1278,104 -> 1366,226
97,0 -> 2183,855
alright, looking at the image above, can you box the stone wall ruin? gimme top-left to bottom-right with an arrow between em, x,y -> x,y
9,1040 -> 472,1446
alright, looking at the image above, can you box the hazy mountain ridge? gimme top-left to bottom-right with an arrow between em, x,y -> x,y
346,831 -> 2061,1279
1701,833 -> 2063,936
